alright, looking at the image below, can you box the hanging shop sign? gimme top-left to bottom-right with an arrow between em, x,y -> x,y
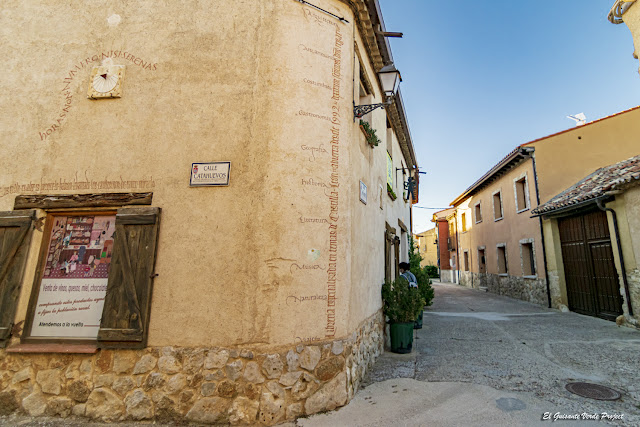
190,162 -> 231,187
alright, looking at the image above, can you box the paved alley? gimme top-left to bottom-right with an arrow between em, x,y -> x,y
300,281 -> 640,426
3,282 -> 639,427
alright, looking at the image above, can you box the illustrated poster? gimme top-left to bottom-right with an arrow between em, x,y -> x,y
30,214 -> 116,338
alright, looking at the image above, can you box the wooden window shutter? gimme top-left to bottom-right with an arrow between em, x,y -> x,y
393,236 -> 400,279
98,207 -> 160,349
384,231 -> 391,282
0,210 -> 35,347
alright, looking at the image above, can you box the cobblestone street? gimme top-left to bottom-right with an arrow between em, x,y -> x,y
301,281 -> 640,426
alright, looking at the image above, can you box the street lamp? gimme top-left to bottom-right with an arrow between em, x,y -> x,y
353,63 -> 402,120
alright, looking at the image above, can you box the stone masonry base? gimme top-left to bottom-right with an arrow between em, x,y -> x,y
439,269 -> 457,284
460,271 -> 547,306
625,268 -> 640,326
0,311 -> 384,425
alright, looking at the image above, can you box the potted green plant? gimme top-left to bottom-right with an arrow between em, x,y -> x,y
387,183 -> 397,201
359,120 -> 380,147
414,278 -> 434,329
408,237 -> 435,329
381,277 -> 425,353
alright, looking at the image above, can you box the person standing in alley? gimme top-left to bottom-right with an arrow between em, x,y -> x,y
399,262 -> 418,288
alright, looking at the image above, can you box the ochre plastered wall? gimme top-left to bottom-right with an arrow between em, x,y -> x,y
542,218 -> 568,308
621,1 -> 640,75
346,35 -> 412,333
621,187 -> 640,272
451,159 -> 548,304
620,186 -> 640,322
455,160 -> 544,278
1,0 -> 286,349
249,0 -> 356,349
455,200 -> 470,274
527,108 -> 640,204
415,228 -> 438,268
447,214 -> 458,270
0,0 -> 411,350
603,189 -> 640,323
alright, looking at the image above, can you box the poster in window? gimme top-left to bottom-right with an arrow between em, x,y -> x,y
30,214 -> 115,339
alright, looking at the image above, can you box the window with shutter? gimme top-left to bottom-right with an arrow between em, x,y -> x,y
20,206 -> 159,349
384,223 -> 397,282
0,210 -> 35,347
24,212 -> 116,341
98,206 -> 160,349
393,235 -> 400,280
23,211 -> 116,342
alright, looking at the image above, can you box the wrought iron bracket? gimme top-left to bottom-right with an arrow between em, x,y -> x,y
353,102 -> 386,121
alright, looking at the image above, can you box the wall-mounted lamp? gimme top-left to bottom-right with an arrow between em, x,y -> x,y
353,63 -> 401,120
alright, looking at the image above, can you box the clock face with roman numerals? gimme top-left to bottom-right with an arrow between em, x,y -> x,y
87,65 -> 125,99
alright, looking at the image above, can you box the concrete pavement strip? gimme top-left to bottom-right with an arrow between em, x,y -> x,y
296,378 -> 576,427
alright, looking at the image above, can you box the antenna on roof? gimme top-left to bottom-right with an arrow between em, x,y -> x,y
567,113 -> 586,126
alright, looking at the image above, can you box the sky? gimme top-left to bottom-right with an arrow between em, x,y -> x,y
377,0 -> 640,233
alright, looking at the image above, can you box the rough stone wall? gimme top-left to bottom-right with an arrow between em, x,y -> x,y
0,312 -> 384,425
459,272 -> 547,306
486,274 -> 547,306
459,271 -> 476,289
625,268 -> 640,324
547,270 -> 563,309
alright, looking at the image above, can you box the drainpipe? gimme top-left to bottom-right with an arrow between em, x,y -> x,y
409,193 -> 413,236
436,221 -> 441,280
596,197 -> 634,317
529,151 -> 552,308
454,210 -> 460,284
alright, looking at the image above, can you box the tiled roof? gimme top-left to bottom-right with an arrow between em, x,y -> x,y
450,147 -> 533,206
532,155 -> 640,215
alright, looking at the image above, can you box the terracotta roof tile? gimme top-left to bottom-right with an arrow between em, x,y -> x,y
532,155 -> 640,215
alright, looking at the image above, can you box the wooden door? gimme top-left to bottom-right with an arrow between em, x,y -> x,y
558,210 -> 622,321
478,249 -> 486,274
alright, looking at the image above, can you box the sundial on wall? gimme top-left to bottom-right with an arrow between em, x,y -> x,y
87,64 -> 125,99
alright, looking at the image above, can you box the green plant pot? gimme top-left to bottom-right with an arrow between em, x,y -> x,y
414,311 -> 423,329
390,322 -> 414,354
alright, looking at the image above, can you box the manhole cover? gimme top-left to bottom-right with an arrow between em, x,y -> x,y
565,382 -> 621,401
